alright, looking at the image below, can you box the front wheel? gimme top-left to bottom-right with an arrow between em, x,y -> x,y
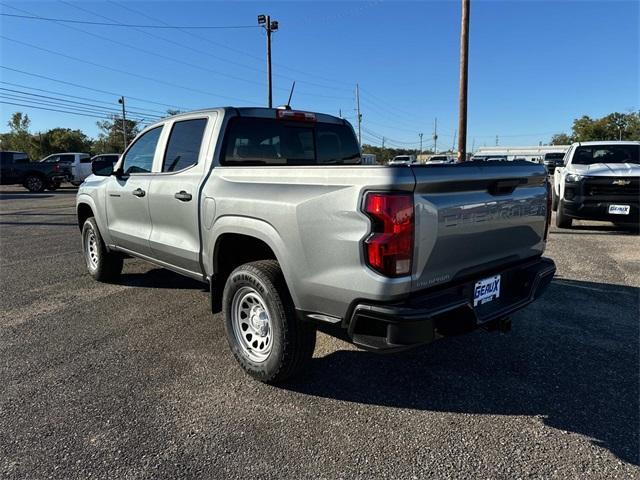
82,217 -> 123,281
555,200 -> 573,228
222,260 -> 316,383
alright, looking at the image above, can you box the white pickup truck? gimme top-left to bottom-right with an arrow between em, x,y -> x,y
40,152 -> 92,186
552,141 -> 639,228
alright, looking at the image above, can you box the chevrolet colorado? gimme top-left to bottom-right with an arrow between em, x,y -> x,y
77,107 -> 555,383
552,141 -> 639,228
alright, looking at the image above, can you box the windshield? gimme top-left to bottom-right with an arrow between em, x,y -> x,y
545,153 -> 564,160
572,145 -> 639,165
222,117 -> 360,166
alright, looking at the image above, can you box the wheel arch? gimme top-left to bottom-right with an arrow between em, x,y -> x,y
206,216 -> 299,313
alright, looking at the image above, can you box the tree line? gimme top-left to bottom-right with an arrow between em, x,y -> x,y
550,111 -> 640,145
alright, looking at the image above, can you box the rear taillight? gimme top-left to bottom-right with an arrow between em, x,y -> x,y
53,164 -> 60,172
544,180 -> 552,241
363,192 -> 414,277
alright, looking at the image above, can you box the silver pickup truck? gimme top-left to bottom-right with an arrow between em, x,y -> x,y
77,107 -> 555,383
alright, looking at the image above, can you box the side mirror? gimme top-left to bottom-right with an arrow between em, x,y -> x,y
92,158 -> 115,176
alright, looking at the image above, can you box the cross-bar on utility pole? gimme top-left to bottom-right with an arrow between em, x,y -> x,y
118,96 -> 127,152
457,0 -> 470,162
356,83 -> 362,147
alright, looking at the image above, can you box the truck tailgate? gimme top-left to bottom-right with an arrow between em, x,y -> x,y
411,162 -> 548,291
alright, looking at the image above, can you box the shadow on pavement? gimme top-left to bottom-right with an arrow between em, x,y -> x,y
284,279 -> 640,465
115,268 -> 207,291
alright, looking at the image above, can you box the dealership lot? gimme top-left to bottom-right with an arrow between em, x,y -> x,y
0,185 -> 638,479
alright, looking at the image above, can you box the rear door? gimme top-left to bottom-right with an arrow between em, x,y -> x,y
77,154 -> 92,181
147,115 -> 212,274
410,163 -> 548,290
106,125 -> 163,256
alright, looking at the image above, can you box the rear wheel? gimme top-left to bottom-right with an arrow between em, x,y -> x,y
24,175 -> 46,193
555,200 -> 573,228
82,217 -> 123,281
222,260 -> 316,383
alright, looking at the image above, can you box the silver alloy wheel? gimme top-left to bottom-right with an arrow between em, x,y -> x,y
84,227 -> 99,271
25,176 -> 43,192
231,286 -> 273,363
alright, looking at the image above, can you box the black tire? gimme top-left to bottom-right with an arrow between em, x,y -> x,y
23,174 -> 46,193
551,185 -> 558,212
222,259 -> 316,384
81,217 -> 123,282
555,200 -> 573,228
46,181 -> 60,191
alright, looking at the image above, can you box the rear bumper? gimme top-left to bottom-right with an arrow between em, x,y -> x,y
347,257 -> 556,352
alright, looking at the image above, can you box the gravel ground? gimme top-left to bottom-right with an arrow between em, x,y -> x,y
0,185 -> 638,479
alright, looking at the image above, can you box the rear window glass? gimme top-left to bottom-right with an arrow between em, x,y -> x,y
573,145 -> 639,165
162,118 -> 207,172
221,117 -> 360,166
14,153 -> 29,163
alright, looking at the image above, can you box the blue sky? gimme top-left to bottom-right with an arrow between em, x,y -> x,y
1,0 -> 638,150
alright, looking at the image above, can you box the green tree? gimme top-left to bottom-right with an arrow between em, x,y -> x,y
40,128 -> 93,154
94,115 -> 140,154
551,111 -> 640,143
1,112 -> 37,158
550,133 -> 573,145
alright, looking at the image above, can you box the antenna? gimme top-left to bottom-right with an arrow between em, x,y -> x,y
287,81 -> 296,107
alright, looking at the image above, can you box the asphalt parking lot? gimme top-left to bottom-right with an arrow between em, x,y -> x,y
0,185 -> 638,479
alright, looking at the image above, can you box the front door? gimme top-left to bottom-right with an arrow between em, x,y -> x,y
105,125 -> 163,256
148,117 -> 210,274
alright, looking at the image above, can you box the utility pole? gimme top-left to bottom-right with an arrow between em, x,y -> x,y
457,0 -> 470,162
419,133 -> 424,153
356,83 -> 362,147
495,134 -> 499,146
433,117 -> 438,153
452,130 -> 457,151
258,14 -> 278,108
118,96 -> 127,152
471,137 -> 475,153
382,137 -> 385,149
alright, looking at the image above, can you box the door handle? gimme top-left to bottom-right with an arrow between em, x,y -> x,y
174,191 -> 192,202
132,188 -> 146,197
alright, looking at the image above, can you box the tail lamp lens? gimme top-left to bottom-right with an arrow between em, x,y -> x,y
363,192 -> 414,277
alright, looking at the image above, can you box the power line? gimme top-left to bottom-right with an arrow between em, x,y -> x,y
0,35 -> 258,104
108,0 -> 355,91
0,100 -> 131,121
0,81 -> 167,116
0,12 -> 260,29
0,66 -> 188,110
0,87 -> 162,119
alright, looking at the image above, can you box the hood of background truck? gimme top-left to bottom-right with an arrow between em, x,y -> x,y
570,163 -> 640,177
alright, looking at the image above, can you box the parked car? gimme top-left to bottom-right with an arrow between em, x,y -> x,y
543,152 -> 565,175
77,107 -> 555,383
1,150 -> 72,192
470,155 -> 508,162
552,141 -> 639,228
388,155 -> 416,165
40,152 -> 91,186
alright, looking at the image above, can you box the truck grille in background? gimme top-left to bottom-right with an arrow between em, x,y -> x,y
584,177 -> 640,197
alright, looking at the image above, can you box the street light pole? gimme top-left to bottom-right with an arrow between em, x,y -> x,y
457,0 -> 470,162
419,132 -> 423,153
258,14 -> 278,108
118,96 -> 127,152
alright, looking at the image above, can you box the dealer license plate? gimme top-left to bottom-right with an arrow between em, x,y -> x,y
474,275 -> 501,307
608,205 -> 630,215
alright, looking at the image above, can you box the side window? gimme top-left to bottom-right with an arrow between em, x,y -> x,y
562,147 -> 573,166
42,155 -> 60,163
122,126 -> 162,175
80,154 -> 91,163
58,154 -> 75,164
162,118 -> 207,172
